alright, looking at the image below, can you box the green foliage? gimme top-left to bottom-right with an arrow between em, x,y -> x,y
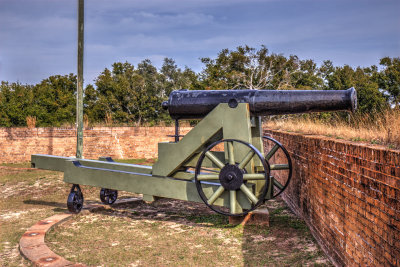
32,74 -> 77,126
0,74 -> 76,127
322,64 -> 388,114
84,59 -> 202,125
0,82 -> 33,126
378,57 -> 400,107
0,46 -> 399,127
161,58 -> 201,93
86,61 -> 167,124
199,45 -> 324,90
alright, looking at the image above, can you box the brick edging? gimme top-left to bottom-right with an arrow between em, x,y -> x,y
19,200 -> 137,267
19,213 -> 86,266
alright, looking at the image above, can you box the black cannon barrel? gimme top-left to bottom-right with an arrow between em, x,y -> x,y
162,88 -> 357,120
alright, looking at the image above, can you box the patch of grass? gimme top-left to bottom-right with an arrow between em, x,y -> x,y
0,162 -> 31,168
271,213 -> 309,232
270,206 -> 285,215
245,225 -> 270,236
388,144 -> 396,149
47,212 -> 243,266
186,214 -> 229,227
351,137 -> 368,142
284,251 -> 320,266
0,168 -> 59,184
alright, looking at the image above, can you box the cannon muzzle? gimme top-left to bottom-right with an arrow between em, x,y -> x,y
162,88 -> 357,120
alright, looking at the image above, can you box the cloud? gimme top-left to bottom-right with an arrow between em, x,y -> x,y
86,11 -> 215,37
0,0 -> 399,84
119,11 -> 214,25
86,0 -> 278,13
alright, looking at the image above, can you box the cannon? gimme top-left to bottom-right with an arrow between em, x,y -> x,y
31,88 -> 356,216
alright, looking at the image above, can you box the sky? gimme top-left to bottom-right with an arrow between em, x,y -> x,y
0,0 -> 399,85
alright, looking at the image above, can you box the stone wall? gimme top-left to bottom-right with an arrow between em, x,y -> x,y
265,130 -> 400,266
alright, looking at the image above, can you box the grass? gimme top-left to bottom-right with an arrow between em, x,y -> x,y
0,162 -> 102,266
47,211 -> 242,266
186,214 -> 229,227
265,108 -> 400,150
0,161 -> 332,266
0,162 -> 65,266
46,198 -> 332,266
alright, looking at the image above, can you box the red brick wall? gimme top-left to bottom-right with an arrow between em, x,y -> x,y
265,129 -> 400,266
0,127 -> 191,163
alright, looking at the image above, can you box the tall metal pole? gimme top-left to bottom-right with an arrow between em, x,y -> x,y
76,0 -> 84,158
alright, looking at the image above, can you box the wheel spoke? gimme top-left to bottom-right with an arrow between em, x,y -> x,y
270,164 -> 289,170
197,138 -> 274,216
205,151 -> 225,169
273,178 -> 284,190
243,173 -> 266,180
240,184 -> 259,204
227,141 -> 235,165
197,174 -> 220,180
238,150 -> 255,169
265,144 -> 279,160
207,186 -> 225,205
230,190 -> 237,214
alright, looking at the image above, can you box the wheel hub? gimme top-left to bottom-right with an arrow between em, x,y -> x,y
219,164 -> 243,190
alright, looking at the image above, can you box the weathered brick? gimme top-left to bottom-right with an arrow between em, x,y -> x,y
264,129 -> 400,267
0,126 -> 192,162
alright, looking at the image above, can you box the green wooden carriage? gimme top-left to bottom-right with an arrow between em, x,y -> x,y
31,88 -> 356,216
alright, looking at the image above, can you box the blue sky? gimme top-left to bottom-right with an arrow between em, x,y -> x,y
0,0 -> 399,85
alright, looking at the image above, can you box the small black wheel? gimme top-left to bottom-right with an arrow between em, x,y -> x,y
100,188 -> 118,205
67,184 -> 84,213
195,139 -> 270,216
263,136 -> 292,199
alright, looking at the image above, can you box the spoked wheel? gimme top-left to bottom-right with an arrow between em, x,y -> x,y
67,184 -> 84,213
195,139 -> 270,216
100,188 -> 118,205
263,136 -> 292,199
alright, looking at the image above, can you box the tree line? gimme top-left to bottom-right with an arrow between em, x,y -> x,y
0,45 -> 399,127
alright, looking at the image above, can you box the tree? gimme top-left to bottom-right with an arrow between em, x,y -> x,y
88,60 -> 171,125
0,83 -> 10,126
0,82 -> 34,126
291,59 -> 324,90
31,74 -> 77,126
199,45 -> 323,90
1,48 -> 397,127
161,58 -> 201,94
321,64 -> 387,114
378,57 -> 400,107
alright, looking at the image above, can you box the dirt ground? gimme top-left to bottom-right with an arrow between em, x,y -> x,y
0,161 -> 332,266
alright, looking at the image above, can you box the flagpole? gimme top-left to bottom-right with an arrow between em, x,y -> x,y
76,0 -> 84,158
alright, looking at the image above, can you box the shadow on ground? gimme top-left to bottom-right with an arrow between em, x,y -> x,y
45,193 -> 332,266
